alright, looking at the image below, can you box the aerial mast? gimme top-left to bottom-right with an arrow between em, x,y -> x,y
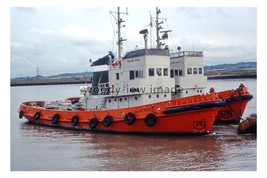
156,7 -> 163,49
155,7 -> 172,49
116,7 -> 127,59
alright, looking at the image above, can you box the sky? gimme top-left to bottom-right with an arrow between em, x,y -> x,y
10,6 -> 257,78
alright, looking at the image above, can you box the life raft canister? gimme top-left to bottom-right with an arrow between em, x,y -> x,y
71,115 -> 79,126
52,113 -> 60,124
102,115 -> 113,127
124,112 -> 136,125
33,112 -> 41,120
19,110 -> 24,119
89,117 -> 98,129
145,113 -> 157,127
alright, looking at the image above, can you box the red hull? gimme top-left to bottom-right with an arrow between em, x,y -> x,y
215,84 -> 253,123
18,93 -> 225,134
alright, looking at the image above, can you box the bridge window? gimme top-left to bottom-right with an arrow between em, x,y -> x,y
179,69 -> 183,76
149,68 -> 154,76
164,68 -> 168,76
130,70 -> 135,80
199,68 -> 202,74
135,71 -> 139,78
187,68 -> 192,74
139,70 -> 144,78
156,68 -> 162,76
193,68 -> 197,74
116,73 -> 119,80
170,69 -> 174,78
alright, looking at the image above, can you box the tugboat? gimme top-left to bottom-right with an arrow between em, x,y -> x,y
17,7 -> 251,134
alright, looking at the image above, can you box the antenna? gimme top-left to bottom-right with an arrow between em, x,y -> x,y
155,7 -> 172,49
110,7 -> 128,59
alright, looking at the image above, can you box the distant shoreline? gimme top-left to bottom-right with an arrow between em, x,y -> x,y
10,72 -> 256,87
207,74 -> 256,80
10,77 -> 91,87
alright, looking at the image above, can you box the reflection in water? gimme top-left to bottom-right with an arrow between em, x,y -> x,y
11,80 -> 256,171
14,121 -> 256,171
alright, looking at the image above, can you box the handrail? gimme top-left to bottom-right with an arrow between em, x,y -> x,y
170,51 -> 203,58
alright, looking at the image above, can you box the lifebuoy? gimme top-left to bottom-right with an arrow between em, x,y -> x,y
124,112 -> 136,125
19,111 -> 24,119
102,115 -> 113,127
71,115 -> 79,126
52,114 -> 60,124
33,112 -> 41,120
145,113 -> 157,127
89,117 -> 98,129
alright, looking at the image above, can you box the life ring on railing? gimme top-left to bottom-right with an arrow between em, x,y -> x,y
33,112 -> 41,120
71,115 -> 79,126
52,114 -> 60,124
124,112 -> 136,125
19,111 -> 24,119
145,113 -> 157,127
102,115 -> 113,127
89,117 -> 98,129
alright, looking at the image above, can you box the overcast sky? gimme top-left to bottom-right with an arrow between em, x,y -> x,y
10,7 -> 256,78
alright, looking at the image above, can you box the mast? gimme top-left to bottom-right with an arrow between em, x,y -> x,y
155,7 -> 172,49
156,7 -> 163,49
116,7 -> 127,59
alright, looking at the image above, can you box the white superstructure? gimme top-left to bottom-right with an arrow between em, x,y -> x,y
81,7 -> 207,110
170,51 -> 207,98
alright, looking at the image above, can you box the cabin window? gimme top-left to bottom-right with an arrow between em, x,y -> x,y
179,69 -> 183,76
149,68 -> 154,76
170,69 -> 174,78
135,71 -> 139,78
130,70 -> 135,80
193,68 -> 197,74
125,97 -> 127,101
186,91 -> 188,94
187,68 -> 192,74
156,68 -> 162,76
164,68 -> 168,76
116,73 -> 119,80
164,94 -> 167,98
109,99 -> 111,103
199,68 -> 202,74
175,70 -> 178,76
139,70 -> 144,78
135,96 -> 138,100
156,94 -> 159,98
119,98 -> 122,102
200,90 -> 202,93
148,95 -> 151,99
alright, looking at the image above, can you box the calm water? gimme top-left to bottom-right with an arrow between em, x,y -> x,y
11,79 -> 256,171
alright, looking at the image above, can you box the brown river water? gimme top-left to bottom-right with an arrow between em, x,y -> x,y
11,79 -> 256,171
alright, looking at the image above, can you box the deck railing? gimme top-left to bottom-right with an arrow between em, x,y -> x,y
170,51 -> 203,58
